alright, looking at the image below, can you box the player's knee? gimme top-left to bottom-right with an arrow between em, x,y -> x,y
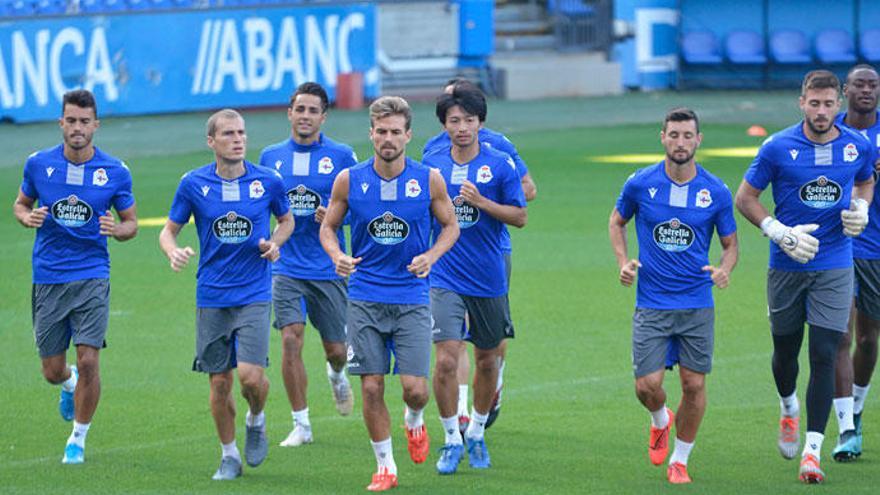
41,362 -> 67,384
635,377 -> 661,400
434,352 -> 458,377
238,370 -> 265,392
325,347 -> 346,367
281,331 -> 305,356
75,355 -> 99,380
402,386 -> 429,408
680,377 -> 705,398
361,379 -> 384,403
210,374 -> 234,397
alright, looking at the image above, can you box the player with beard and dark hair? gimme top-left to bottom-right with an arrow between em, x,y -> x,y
735,70 -> 877,483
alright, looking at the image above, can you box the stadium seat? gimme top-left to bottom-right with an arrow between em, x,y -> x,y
681,31 -> 723,64
815,29 -> 857,64
548,0 -> 594,16
6,0 -> 36,16
860,29 -> 880,62
34,0 -> 67,15
725,30 -> 767,64
770,30 -> 811,64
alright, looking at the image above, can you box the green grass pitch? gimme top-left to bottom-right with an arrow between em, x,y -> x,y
1,91 -> 879,493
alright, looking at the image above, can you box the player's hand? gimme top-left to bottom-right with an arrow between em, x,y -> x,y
407,253 -> 435,278
334,254 -> 362,277
169,246 -> 195,272
619,259 -> 641,287
459,180 -> 485,209
23,206 -> 49,228
99,210 -> 118,237
841,198 -> 869,237
763,218 -> 819,264
314,205 -> 327,224
702,265 -> 730,289
258,238 -> 280,262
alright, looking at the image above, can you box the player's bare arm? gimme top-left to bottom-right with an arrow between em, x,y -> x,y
99,204 -> 138,241
408,169 -> 459,278
702,233 -> 738,289
320,169 -> 361,276
13,190 -> 48,228
734,180 -> 770,227
609,207 -> 640,287
259,211 -> 294,261
459,179 -> 527,228
159,220 -> 196,272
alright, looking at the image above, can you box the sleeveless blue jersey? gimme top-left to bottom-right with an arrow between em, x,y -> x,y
836,112 -> 880,260
20,144 -> 135,284
168,161 -> 289,308
347,158 -> 434,305
259,134 -> 357,280
615,162 -> 737,310
744,122 -> 876,271
425,146 -> 526,297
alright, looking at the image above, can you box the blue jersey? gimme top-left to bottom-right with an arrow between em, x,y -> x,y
744,122 -> 876,271
615,162 -> 736,310
426,146 -> 526,297
347,158 -> 434,305
837,112 -> 880,260
168,162 -> 289,308
259,134 -> 357,280
424,128 -> 529,254
20,144 -> 135,284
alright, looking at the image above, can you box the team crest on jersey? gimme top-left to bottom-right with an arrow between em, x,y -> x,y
453,195 -> 480,228
46,167 -> 55,177
695,188 -> 712,208
249,180 -> 265,199
212,211 -> 252,243
274,160 -> 283,170
800,175 -> 841,208
287,184 -> 322,216
318,157 -> 334,174
653,218 -> 695,252
405,179 -> 421,198
368,211 -> 410,245
476,165 -> 493,184
92,168 -> 108,186
52,195 -> 93,227
843,143 -> 859,162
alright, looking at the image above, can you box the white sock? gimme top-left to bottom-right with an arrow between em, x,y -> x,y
370,438 -> 397,475
466,409 -> 489,440
61,365 -> 77,393
441,415 -> 463,445
496,359 -> 505,391
803,431 -> 824,460
327,362 -> 345,382
245,410 -> 265,428
68,421 -> 90,448
669,437 -> 694,465
292,408 -> 311,428
221,440 -> 241,461
404,406 -> 424,430
457,385 -> 469,416
854,384 -> 871,415
650,406 -> 669,429
780,392 -> 800,418
833,397 -> 855,433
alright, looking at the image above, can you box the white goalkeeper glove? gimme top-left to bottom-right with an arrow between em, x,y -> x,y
841,198 -> 869,237
760,217 -> 819,264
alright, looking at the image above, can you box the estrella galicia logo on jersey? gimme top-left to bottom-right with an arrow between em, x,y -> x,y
653,218 -> 695,252
453,195 -> 480,228
52,195 -> 93,227
287,184 -> 322,216
212,211 -> 253,244
368,211 -> 410,245
799,176 -> 842,208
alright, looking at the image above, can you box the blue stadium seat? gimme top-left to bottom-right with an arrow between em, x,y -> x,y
681,31 -> 723,64
770,30 -> 811,64
725,30 -> 767,64
34,0 -> 67,15
6,0 -> 36,16
860,29 -> 880,63
548,0 -> 594,16
815,29 -> 857,64
127,0 -> 172,10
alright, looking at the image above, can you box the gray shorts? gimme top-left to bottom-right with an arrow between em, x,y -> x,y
768,268 -> 853,334
431,287 -> 514,349
855,259 -> 880,321
194,302 -> 271,373
632,307 -> 714,378
346,299 -> 432,377
32,278 -> 110,358
273,275 -> 347,343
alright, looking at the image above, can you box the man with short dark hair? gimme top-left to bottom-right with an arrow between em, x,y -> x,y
259,82 -> 358,447
610,107 -> 737,484
14,89 -> 138,464
735,70 -> 877,484
159,109 -> 294,480
832,63 -> 880,461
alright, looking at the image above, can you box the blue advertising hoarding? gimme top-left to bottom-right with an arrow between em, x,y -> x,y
0,4 -> 377,123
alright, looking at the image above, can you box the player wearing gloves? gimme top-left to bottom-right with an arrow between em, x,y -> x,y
735,70 -> 876,485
